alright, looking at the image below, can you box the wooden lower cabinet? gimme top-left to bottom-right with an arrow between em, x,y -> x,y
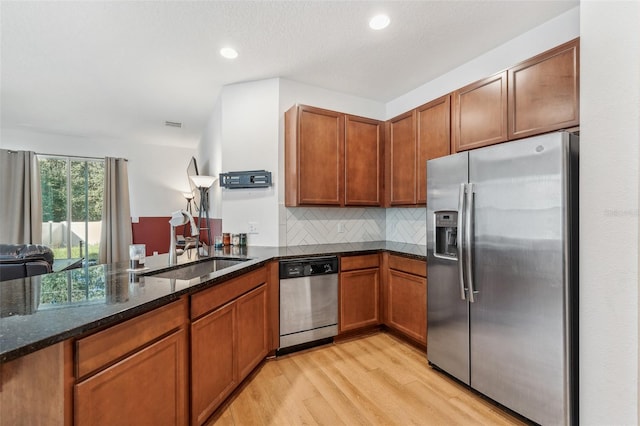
386,256 -> 427,346
236,284 -> 269,380
339,268 -> 380,332
191,303 -> 236,426
339,254 -> 380,333
74,298 -> 189,426
0,342 -> 72,426
190,283 -> 268,426
75,329 -> 188,426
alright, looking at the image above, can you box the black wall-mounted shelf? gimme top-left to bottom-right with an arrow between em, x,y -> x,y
219,170 -> 272,189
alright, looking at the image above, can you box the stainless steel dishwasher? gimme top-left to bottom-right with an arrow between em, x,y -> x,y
279,256 -> 339,351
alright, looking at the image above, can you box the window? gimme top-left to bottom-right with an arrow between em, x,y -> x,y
39,156 -> 104,265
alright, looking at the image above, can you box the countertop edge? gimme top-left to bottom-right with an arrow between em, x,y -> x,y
1,244 -> 425,363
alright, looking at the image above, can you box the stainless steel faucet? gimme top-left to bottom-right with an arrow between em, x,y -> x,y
168,210 -> 198,265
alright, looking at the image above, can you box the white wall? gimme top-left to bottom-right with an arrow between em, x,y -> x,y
580,1 -> 640,424
197,96 -> 223,219
278,79 -> 385,122
386,6 -> 580,118
1,127 -> 195,217
212,79 -> 281,246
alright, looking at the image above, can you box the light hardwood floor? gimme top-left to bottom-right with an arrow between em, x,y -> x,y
207,332 -> 527,426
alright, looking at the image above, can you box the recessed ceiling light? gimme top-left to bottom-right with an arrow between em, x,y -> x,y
369,14 -> 390,30
220,47 -> 238,59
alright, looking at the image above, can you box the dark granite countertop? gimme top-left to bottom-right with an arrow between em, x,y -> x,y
0,241 -> 425,363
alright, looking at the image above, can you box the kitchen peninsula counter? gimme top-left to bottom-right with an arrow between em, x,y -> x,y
0,241 -> 425,363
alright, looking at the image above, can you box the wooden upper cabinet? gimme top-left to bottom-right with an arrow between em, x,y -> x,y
286,104 -> 384,207
509,38 -> 580,140
386,110 -> 417,205
285,105 -> 344,206
452,71 -> 508,152
416,95 -> 451,204
345,115 -> 383,206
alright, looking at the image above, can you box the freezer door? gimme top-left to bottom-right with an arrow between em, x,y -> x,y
426,151 -> 470,384
468,132 -> 573,425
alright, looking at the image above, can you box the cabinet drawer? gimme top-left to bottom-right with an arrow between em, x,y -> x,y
76,298 -> 188,378
388,255 -> 426,277
191,267 -> 267,320
341,254 -> 379,271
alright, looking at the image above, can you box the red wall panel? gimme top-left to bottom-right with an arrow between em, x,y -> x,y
132,217 -> 222,256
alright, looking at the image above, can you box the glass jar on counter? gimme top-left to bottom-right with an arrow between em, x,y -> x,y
239,233 -> 247,246
128,244 -> 146,270
231,233 -> 240,246
222,233 -> 231,246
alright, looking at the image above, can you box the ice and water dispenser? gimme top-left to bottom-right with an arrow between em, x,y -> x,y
434,211 -> 459,260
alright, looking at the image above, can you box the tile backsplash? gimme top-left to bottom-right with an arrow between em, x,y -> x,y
282,206 -> 426,246
385,207 -> 427,246
284,207 -> 386,245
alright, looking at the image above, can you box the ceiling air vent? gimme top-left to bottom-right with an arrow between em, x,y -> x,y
165,121 -> 182,128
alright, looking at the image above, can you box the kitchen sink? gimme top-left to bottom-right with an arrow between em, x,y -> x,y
150,258 -> 248,280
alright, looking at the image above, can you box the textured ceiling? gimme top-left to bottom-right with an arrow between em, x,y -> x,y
1,1 -> 577,148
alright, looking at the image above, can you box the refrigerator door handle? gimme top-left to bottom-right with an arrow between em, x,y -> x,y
465,183 -> 476,303
457,183 -> 466,301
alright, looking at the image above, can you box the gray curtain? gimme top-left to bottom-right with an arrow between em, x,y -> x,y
0,149 -> 43,244
99,157 -> 132,264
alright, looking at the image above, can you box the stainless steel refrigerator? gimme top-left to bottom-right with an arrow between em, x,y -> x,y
426,131 -> 578,425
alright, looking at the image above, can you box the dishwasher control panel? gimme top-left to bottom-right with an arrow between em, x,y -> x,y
279,256 -> 339,279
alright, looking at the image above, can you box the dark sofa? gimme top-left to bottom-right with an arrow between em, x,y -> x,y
0,244 -> 54,282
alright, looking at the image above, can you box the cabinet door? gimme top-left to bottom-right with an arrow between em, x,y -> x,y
345,115 -> 383,206
386,110 -> 417,205
416,95 -> 451,204
387,269 -> 427,345
191,303 -> 236,426
75,329 -> 188,426
339,268 -> 380,332
285,105 -> 344,206
452,71 -> 508,152
236,284 -> 268,380
509,38 -> 579,140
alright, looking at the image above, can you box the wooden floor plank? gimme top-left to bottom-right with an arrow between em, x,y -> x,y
209,332 -> 527,426
302,395 -> 346,426
309,347 -> 402,425
292,349 -> 381,425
